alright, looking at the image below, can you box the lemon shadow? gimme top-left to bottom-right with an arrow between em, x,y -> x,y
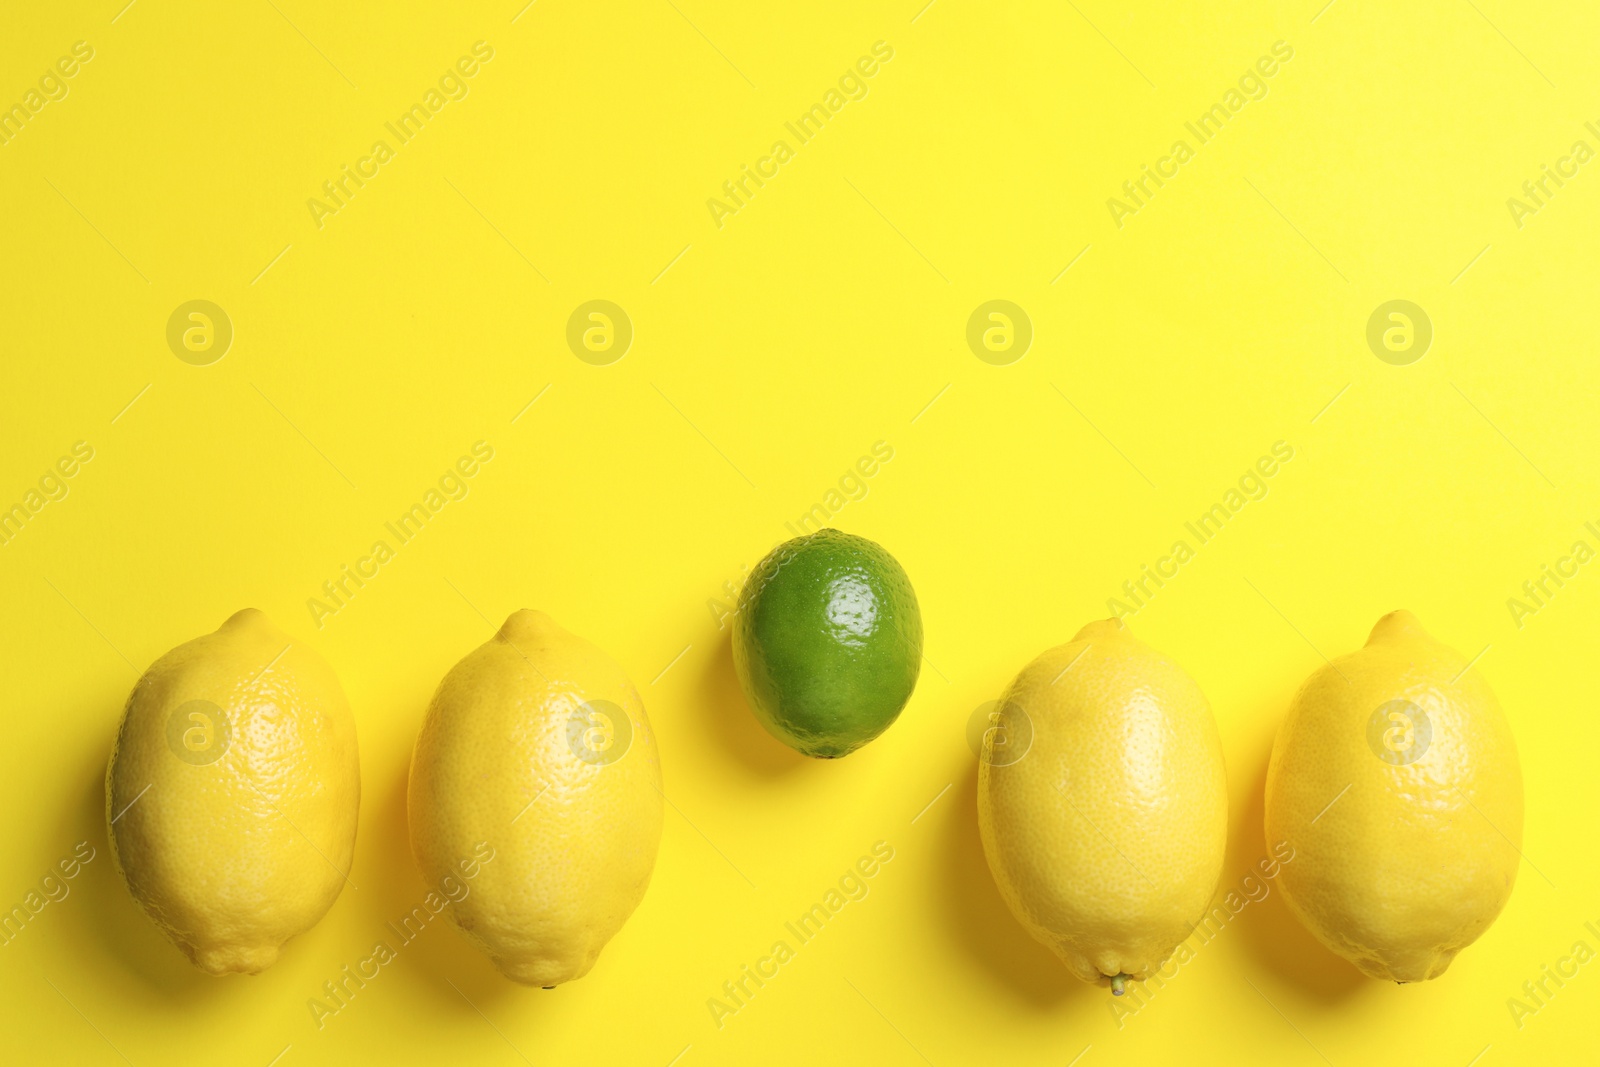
69,746 -> 217,998
382,755 -> 568,1013
937,762 -> 1077,1009
697,626 -> 809,778
1232,741 -> 1365,1002
377,758 -> 508,1001
367,756 -> 422,914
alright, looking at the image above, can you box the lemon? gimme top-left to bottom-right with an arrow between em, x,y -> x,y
408,610 -> 663,986
105,609 -> 360,976
978,619 -> 1228,990
734,529 -> 922,758
1264,610 -> 1523,982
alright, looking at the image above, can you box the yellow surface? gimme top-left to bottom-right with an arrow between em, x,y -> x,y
1,1 -> 1596,1063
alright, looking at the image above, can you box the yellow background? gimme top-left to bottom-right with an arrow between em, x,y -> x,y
2,1 -> 1597,1063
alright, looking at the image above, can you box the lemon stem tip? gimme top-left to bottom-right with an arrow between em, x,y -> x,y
1110,973 -> 1128,996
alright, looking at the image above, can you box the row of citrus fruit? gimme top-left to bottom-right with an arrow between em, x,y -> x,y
103,529 -> 1521,992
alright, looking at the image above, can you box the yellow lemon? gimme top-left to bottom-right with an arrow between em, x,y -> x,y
408,610 -> 663,986
105,609 -> 360,976
1264,610 -> 1523,982
978,619 -> 1228,991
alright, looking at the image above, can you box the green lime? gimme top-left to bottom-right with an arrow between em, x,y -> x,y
733,529 -> 923,758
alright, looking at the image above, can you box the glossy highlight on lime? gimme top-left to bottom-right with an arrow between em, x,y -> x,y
733,529 -> 922,758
